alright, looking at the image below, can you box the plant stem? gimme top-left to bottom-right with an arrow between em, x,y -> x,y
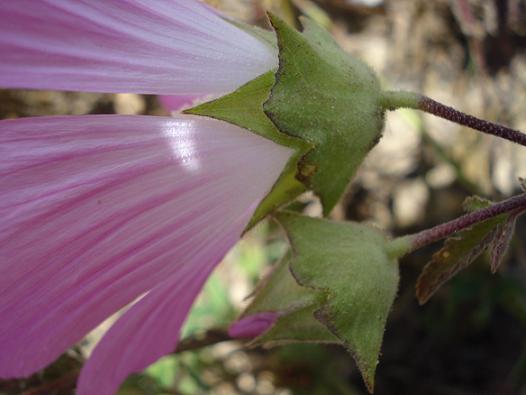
419,96 -> 526,147
380,90 -> 526,147
389,193 -> 526,257
172,328 -> 231,354
20,369 -> 80,395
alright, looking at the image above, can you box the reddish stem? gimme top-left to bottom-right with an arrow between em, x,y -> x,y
409,193 -> 526,252
419,96 -> 526,147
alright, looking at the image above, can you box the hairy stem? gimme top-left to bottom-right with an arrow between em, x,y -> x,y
390,193 -> 526,257
419,96 -> 526,147
380,90 -> 526,147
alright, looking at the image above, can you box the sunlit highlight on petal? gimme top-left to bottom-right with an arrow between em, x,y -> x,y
162,121 -> 201,173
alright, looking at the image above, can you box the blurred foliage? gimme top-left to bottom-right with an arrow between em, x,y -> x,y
2,0 -> 526,394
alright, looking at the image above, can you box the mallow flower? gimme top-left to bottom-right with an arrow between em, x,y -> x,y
0,1 -> 291,394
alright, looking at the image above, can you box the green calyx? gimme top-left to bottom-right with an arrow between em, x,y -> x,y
240,252 -> 338,347
238,212 -> 400,393
264,14 -> 384,215
185,72 -> 311,229
186,13 -> 386,226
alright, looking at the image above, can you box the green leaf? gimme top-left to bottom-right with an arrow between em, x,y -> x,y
264,15 -> 385,214
185,72 -> 311,228
274,212 -> 400,393
416,197 -> 518,304
489,209 -> 521,273
463,195 -> 492,212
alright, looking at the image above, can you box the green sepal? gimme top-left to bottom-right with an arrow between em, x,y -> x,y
187,15 -> 385,224
273,212 -> 400,393
242,252 -> 325,315
255,304 -> 340,347
238,213 -> 400,392
240,252 -> 338,346
185,72 -> 311,228
264,14 -> 385,215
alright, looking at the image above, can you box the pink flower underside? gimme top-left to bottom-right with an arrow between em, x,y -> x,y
228,312 -> 279,339
0,115 -> 291,395
0,0 -> 277,95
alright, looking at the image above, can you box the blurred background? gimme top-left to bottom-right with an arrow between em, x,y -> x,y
1,0 -> 526,394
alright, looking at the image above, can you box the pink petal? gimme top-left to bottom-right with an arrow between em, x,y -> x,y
78,264 -> 211,395
0,115 -> 291,383
228,312 -> 278,339
0,0 -> 276,95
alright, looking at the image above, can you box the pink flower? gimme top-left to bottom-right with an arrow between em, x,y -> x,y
0,2 -> 290,394
228,312 -> 279,339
